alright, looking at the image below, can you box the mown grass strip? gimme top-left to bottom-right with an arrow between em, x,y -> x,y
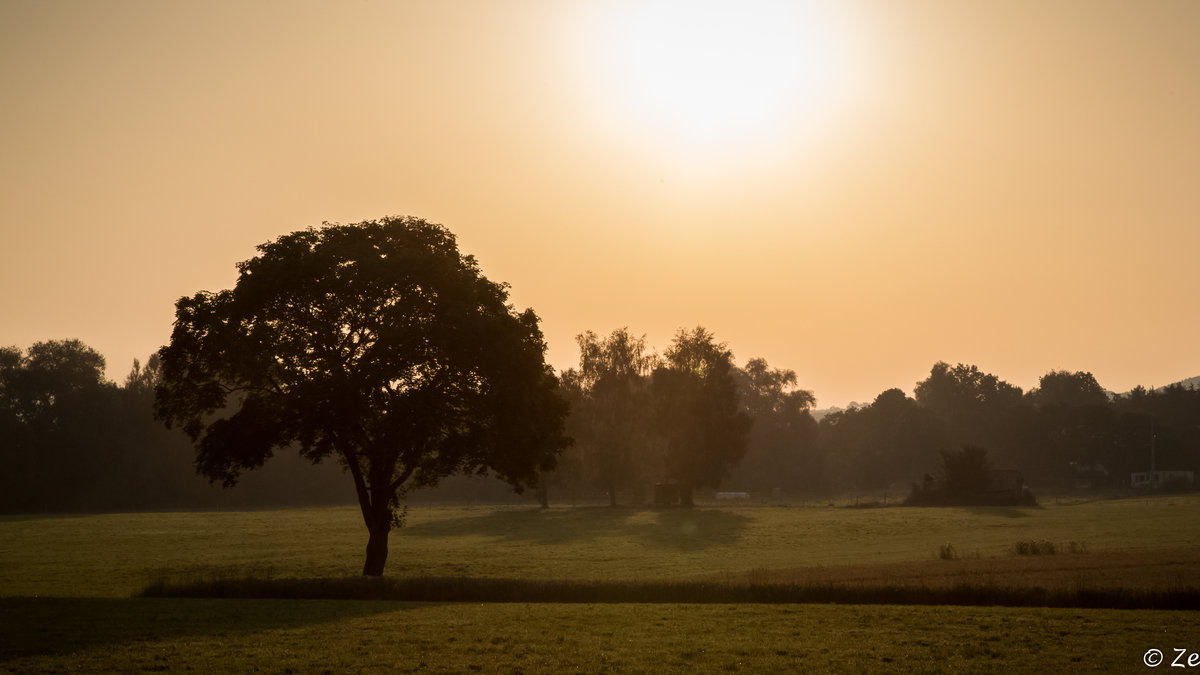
138,575 -> 1200,610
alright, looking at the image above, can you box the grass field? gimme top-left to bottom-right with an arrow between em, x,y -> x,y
4,598 -> 1198,673
5,494 -> 1199,598
2,494 -> 1199,671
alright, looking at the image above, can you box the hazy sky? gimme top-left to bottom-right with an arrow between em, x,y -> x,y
2,0 -> 1198,407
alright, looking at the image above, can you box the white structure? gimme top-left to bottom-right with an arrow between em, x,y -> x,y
1130,470 -> 1195,489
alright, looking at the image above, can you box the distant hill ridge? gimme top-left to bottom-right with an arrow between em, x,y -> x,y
1152,375 -> 1200,392
1170,375 -> 1200,389
1111,375 -> 1200,398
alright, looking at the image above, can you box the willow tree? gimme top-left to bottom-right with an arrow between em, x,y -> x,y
155,217 -> 570,575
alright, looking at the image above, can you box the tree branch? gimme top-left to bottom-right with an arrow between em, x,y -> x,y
329,429 -> 373,525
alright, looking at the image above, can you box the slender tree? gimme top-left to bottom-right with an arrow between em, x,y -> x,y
566,328 -> 657,506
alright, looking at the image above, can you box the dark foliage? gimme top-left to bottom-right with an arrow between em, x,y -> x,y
819,388 -> 948,493
154,217 -> 571,575
650,327 -> 752,506
557,329 -> 657,506
823,364 -> 1200,496
725,358 -> 821,494
5,333 -> 1198,516
547,327 -> 761,506
906,445 -> 1035,506
0,341 -> 361,515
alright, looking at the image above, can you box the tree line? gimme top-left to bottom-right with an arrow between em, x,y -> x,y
5,334 -> 1195,515
815,363 -> 1199,496
0,340 -> 352,513
548,332 -> 1199,504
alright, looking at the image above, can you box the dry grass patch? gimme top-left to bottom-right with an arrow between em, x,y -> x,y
716,548 -> 1200,594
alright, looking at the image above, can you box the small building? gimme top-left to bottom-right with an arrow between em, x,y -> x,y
653,482 -> 679,506
1130,470 -> 1195,490
908,467 -> 1035,506
986,469 -> 1026,502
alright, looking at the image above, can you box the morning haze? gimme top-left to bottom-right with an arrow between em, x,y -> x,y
2,1 -> 1200,671
2,0 -> 1198,407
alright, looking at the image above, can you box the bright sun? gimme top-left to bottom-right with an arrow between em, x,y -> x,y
587,0 -> 854,158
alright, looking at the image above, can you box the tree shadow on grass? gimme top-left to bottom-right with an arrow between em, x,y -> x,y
963,506 -> 1039,519
401,505 -> 751,550
629,508 -> 753,551
402,505 -> 640,544
0,596 -> 412,663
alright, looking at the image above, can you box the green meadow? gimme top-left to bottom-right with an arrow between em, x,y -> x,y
2,494 -> 1199,672
5,598 -> 1197,673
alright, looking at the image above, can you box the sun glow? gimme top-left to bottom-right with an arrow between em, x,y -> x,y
583,0 -> 858,159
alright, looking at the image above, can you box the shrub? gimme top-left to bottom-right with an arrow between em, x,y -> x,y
1013,540 -> 1056,555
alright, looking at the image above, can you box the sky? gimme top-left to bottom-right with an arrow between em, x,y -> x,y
2,0 -> 1198,408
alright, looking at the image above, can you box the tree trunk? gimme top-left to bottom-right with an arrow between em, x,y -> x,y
537,481 -> 549,509
679,483 -> 695,508
608,482 -> 617,507
362,519 -> 390,576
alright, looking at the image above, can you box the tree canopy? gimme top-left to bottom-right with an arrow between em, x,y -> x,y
154,217 -> 570,575
562,328 -> 657,506
727,357 -> 819,494
651,327 -> 751,506
0,340 -> 115,512
1028,370 -> 1109,408
914,362 -> 1024,421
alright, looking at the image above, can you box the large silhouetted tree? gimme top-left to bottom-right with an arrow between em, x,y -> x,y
651,327 -> 751,506
155,217 -> 571,575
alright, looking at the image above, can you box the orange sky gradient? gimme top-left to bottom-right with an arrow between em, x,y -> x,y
2,0 -> 1198,407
